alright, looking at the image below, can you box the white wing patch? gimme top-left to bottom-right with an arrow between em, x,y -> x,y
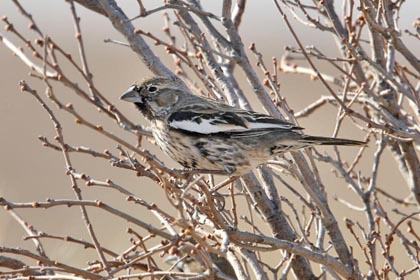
169,118 -> 245,134
245,122 -> 295,130
169,118 -> 296,134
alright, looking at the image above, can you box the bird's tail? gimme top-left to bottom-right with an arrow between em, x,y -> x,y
300,135 -> 366,146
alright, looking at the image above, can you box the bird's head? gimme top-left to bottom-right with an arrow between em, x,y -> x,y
121,77 -> 184,120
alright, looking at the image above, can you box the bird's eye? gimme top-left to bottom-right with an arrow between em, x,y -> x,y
148,86 -> 158,92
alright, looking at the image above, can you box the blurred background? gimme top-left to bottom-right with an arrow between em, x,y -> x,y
1,0 -> 419,276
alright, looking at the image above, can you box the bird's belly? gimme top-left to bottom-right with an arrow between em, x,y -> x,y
151,124 -> 268,175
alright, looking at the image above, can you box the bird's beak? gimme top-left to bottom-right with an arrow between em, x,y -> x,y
120,86 -> 142,103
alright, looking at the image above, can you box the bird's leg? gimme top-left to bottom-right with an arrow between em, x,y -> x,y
178,172 -> 196,189
173,168 -> 226,190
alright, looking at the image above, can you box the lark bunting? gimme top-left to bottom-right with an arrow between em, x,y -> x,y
121,77 -> 365,175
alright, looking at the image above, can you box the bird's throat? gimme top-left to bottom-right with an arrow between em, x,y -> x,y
134,102 -> 154,120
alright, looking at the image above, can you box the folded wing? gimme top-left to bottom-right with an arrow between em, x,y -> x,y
167,106 -> 302,135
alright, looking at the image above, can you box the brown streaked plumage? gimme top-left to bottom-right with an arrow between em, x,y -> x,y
121,77 -> 366,175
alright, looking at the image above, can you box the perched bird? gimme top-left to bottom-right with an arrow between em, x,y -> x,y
121,77 -> 365,176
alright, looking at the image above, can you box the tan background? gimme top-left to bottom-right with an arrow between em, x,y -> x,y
0,0 -> 418,275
